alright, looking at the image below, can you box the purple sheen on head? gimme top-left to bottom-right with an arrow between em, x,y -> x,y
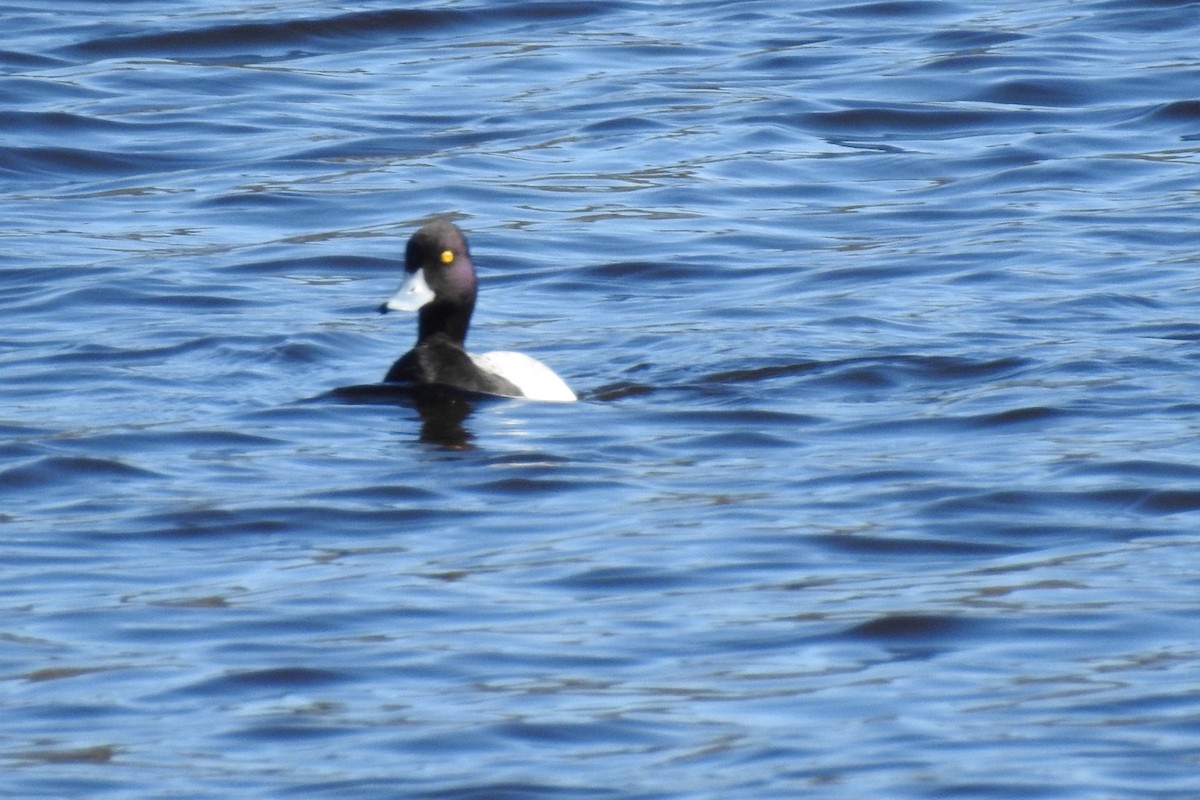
404,219 -> 477,304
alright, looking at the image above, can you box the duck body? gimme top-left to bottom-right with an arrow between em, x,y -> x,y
379,220 -> 576,403
383,333 -> 523,397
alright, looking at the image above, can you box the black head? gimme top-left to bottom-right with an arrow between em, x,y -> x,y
405,219 -> 475,300
380,219 -> 478,344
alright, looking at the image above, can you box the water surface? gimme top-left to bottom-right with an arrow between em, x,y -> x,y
3,1 -> 1200,798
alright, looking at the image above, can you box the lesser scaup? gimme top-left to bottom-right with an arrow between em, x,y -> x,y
378,220 -> 576,402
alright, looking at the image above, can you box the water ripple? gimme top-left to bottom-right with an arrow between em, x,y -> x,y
4,2 -> 1200,798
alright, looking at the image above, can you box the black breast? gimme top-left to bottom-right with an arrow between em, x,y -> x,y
384,333 -> 522,397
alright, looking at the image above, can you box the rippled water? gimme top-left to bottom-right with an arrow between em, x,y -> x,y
4,1 -> 1200,797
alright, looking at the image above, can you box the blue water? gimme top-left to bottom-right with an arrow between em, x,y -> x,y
4,1 -> 1200,797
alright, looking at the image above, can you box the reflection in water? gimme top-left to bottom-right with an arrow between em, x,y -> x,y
411,386 -> 476,449
326,383 -> 478,448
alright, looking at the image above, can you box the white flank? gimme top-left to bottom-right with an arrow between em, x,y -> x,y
470,351 -> 577,402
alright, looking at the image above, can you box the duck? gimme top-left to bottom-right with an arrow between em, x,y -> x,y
378,219 -> 577,402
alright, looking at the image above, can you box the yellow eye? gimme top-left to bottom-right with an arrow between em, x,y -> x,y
440,249 -> 454,264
